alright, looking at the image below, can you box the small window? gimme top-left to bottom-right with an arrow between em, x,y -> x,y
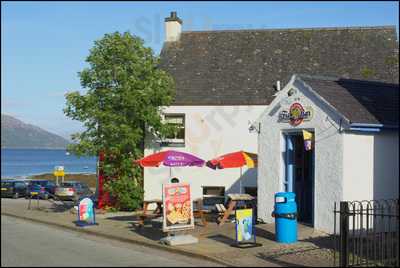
202,186 -> 225,208
162,114 -> 185,146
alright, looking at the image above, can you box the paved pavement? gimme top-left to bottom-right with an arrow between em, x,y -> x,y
1,215 -> 221,267
1,198 -> 335,267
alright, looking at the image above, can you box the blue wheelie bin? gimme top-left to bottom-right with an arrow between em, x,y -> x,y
272,192 -> 297,243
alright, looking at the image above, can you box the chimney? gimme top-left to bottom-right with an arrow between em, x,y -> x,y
165,11 -> 182,42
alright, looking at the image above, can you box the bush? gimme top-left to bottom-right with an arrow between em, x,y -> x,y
103,174 -> 144,211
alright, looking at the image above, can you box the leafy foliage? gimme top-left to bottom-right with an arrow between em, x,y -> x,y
64,32 -> 175,210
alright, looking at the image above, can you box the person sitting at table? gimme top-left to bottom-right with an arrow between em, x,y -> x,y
170,177 -> 180,183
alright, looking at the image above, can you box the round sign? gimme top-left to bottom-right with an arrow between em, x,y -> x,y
289,102 -> 305,126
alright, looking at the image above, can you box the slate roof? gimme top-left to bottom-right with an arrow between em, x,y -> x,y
160,26 -> 399,105
299,75 -> 399,127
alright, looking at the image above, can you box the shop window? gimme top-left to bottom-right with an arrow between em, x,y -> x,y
162,114 -> 185,146
202,186 -> 225,209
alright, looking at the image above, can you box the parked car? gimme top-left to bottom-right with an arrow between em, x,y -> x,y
55,181 -> 93,202
1,180 -> 28,198
27,180 -> 57,200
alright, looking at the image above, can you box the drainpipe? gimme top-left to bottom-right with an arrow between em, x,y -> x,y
349,123 -> 384,128
348,127 -> 381,132
351,123 -> 398,129
348,123 -> 383,132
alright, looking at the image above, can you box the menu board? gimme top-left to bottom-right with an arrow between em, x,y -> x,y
162,183 -> 194,232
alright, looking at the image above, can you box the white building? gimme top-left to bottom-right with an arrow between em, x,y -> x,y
143,12 -> 399,208
256,74 -> 399,233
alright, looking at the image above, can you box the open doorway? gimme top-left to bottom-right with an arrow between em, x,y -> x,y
284,131 -> 314,225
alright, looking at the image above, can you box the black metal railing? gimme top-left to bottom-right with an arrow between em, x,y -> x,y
333,199 -> 399,267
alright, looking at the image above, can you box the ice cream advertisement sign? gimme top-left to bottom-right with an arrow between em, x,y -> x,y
162,183 -> 194,232
76,197 -> 96,226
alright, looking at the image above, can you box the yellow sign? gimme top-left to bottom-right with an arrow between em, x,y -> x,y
302,130 -> 313,140
54,170 -> 65,177
236,209 -> 253,242
54,166 -> 65,177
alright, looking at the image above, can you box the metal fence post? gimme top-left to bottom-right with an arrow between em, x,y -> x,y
340,201 -> 349,267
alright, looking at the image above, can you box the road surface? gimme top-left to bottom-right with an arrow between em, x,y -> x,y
1,215 -> 221,267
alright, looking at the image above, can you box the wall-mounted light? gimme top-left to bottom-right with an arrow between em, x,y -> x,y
248,121 -> 261,134
288,88 -> 297,97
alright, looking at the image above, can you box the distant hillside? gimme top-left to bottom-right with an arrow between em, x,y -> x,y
1,114 -> 70,149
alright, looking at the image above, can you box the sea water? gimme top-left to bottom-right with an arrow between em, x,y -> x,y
1,149 -> 97,178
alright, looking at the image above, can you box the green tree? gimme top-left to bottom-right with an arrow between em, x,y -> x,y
64,31 -> 175,211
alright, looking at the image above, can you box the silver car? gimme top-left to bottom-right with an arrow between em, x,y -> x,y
55,181 -> 93,202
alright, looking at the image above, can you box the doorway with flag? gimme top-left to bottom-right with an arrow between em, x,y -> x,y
284,130 -> 315,226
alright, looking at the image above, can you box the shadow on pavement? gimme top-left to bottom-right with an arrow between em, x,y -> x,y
128,222 -> 166,241
207,234 -> 237,246
299,234 -> 335,251
254,226 -> 276,241
47,202 -> 75,213
106,215 -> 139,221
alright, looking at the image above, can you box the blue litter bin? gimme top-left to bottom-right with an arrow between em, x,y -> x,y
272,192 -> 297,243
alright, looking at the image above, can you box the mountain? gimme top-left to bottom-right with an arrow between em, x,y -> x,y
1,114 -> 70,149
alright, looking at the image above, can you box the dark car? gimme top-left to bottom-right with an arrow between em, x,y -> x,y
1,180 -> 28,198
27,180 -> 57,200
55,181 -> 93,202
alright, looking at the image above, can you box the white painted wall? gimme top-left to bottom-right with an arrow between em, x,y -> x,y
342,133 -> 374,201
342,131 -> 399,201
257,78 -> 344,233
342,131 -> 399,231
372,131 -> 399,200
144,105 -> 266,203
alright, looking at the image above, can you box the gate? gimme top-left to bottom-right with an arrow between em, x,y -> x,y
333,199 -> 399,267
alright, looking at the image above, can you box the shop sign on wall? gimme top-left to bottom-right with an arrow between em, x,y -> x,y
162,183 -> 194,232
279,102 -> 313,126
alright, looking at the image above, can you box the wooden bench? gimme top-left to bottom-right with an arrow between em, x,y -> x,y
217,194 -> 255,226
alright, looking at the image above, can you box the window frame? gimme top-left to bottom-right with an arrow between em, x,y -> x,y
161,113 -> 186,147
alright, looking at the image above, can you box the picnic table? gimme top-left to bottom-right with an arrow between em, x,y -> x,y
139,198 -> 209,227
217,193 -> 255,226
139,199 -> 163,226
